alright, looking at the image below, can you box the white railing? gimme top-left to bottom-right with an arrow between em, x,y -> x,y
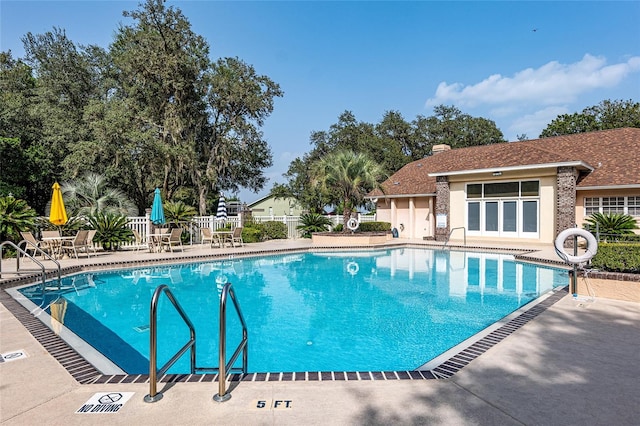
123,213 -> 378,246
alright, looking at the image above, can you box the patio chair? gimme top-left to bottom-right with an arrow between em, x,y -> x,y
201,228 -> 221,248
86,229 -> 97,255
224,227 -> 244,247
41,230 -> 61,239
60,230 -> 91,259
161,228 -> 184,252
19,231 -> 51,258
131,229 -> 148,252
41,230 -> 63,258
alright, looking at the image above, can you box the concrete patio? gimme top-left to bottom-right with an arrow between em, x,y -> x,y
1,240 -> 639,425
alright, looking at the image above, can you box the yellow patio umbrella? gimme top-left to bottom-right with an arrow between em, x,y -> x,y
49,182 -> 68,226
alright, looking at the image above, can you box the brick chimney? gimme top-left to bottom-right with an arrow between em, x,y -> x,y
432,144 -> 451,154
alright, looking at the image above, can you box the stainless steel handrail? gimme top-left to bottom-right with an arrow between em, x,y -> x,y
144,284 -> 197,403
0,240 -> 60,289
18,239 -> 62,285
213,282 -> 248,402
443,226 -> 466,248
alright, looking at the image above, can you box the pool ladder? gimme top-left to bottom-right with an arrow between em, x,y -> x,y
0,240 -> 62,289
144,282 -> 248,403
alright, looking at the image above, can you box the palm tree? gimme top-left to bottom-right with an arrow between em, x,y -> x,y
584,212 -> 639,235
163,200 -> 197,228
312,150 -> 386,232
0,195 -> 38,243
61,173 -> 138,217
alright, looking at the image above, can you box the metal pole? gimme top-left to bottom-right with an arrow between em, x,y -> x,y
144,287 -> 162,403
213,286 -> 231,402
572,235 -> 578,295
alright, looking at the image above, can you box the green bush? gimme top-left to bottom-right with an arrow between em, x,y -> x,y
87,212 -> 133,251
261,221 -> 287,240
332,224 -> 343,232
242,226 -> 264,243
358,221 -> 391,232
0,195 -> 38,243
297,213 -> 332,238
590,243 -> 640,273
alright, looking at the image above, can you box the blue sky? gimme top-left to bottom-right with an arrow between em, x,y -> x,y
2,1 -> 639,203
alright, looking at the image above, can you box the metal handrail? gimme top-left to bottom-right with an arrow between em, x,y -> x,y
0,240 -> 60,289
213,282 -> 248,403
443,227 -> 466,248
18,240 -> 62,285
144,284 -> 197,403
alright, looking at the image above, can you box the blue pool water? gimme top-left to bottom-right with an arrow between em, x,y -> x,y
18,248 -> 567,373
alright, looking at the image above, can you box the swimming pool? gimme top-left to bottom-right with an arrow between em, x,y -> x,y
15,248 -> 567,374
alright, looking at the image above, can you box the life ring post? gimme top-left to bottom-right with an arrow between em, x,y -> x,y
554,228 -> 598,294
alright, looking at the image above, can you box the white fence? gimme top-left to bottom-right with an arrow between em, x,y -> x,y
124,213 -> 377,246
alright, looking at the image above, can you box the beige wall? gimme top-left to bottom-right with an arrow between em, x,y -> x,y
448,169 -> 557,243
377,169 -> 640,244
576,189 -> 640,223
375,196 -> 434,239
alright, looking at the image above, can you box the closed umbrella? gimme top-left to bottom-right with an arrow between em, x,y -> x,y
150,188 -> 166,225
49,182 -> 68,226
216,195 -> 227,221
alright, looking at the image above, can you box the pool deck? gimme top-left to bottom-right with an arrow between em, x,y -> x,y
2,239 -> 639,424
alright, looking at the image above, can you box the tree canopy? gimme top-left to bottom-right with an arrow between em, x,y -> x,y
0,0 -> 281,215
540,99 -> 640,137
273,105 -> 506,212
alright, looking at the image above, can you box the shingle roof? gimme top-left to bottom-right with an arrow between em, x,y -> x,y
373,128 -> 640,197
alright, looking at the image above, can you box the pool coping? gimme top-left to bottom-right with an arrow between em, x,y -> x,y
0,244 -> 569,385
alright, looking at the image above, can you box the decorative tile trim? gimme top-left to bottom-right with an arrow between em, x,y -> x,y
1,246 -> 569,385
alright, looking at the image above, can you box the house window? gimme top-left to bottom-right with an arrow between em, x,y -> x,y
585,197 -> 600,216
602,197 -> 624,214
465,181 -> 539,238
468,202 -> 480,231
584,196 -> 640,217
629,197 -> 640,216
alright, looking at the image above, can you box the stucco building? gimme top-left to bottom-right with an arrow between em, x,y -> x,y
369,128 -> 640,243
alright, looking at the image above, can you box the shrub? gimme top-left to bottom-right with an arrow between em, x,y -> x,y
297,213 -> 332,238
584,212 -> 638,235
261,221 -> 288,240
590,243 -> 640,273
358,221 -> 391,232
241,226 -> 264,243
332,224 -> 343,232
87,212 -> 133,251
0,195 -> 38,243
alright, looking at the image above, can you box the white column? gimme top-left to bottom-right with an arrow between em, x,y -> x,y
428,197 -> 434,238
409,197 -> 415,239
391,199 -> 397,231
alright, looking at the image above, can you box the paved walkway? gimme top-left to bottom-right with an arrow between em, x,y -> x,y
2,240 -> 638,425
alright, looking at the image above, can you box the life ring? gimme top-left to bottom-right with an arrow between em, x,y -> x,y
554,228 -> 598,265
346,261 -> 359,275
346,218 -> 359,231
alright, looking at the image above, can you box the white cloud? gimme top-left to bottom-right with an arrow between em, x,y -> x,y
506,106 -> 570,140
426,54 -> 640,108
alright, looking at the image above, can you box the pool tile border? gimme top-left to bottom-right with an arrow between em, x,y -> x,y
1,245 -> 569,384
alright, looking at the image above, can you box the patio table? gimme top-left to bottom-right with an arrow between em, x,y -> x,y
41,236 -> 76,259
213,231 -> 233,248
147,233 -> 169,253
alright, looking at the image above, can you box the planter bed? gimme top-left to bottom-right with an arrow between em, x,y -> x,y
576,271 -> 640,303
311,232 -> 389,246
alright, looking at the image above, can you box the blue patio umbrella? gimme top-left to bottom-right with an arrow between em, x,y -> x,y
216,195 -> 227,221
150,188 -> 166,225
